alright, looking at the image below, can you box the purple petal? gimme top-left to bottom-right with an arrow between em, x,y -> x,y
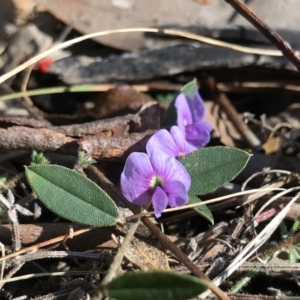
121,152 -> 155,205
174,93 -> 193,130
170,126 -> 197,156
192,90 -> 206,121
185,121 -> 213,148
164,181 -> 189,207
146,129 -> 179,158
152,186 -> 168,218
148,151 -> 191,191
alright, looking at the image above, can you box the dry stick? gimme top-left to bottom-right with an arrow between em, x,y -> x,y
224,0 -> 300,71
206,76 -> 262,152
217,81 -> 300,94
141,219 -> 228,300
87,166 -> 229,300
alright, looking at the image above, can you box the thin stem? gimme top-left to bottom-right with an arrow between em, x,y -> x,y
87,166 -> 229,300
101,218 -> 140,286
206,76 -> 262,151
0,83 -> 180,102
224,0 -> 300,71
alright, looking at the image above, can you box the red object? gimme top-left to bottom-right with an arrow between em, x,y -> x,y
36,58 -> 54,73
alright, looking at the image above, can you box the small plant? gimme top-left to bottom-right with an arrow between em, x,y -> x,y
31,150 -> 50,165
23,80 -> 250,299
120,79 -> 250,219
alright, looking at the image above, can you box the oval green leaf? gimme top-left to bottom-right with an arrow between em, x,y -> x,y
106,271 -> 209,300
188,196 -> 214,225
180,146 -> 250,195
25,164 -> 119,226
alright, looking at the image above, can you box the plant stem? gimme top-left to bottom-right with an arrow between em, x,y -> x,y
101,218 -> 140,286
224,0 -> 300,71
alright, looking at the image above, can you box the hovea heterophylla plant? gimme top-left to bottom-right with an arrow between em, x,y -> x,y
23,80 -> 250,299
120,79 -> 250,219
25,79 -> 250,225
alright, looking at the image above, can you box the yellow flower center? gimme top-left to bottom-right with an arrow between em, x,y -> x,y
150,175 -> 164,188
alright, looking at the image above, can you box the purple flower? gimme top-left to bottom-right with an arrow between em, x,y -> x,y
121,150 -> 191,218
175,90 -> 212,148
146,126 -> 196,158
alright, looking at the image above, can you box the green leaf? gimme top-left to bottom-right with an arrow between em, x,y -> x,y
25,165 -> 119,226
31,150 -> 50,165
188,196 -> 214,224
181,78 -> 198,99
180,146 -> 250,195
157,93 -> 177,106
77,151 -> 96,169
106,271 -> 209,300
289,245 -> 300,264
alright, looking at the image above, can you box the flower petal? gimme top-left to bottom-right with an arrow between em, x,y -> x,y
149,151 -> 191,191
152,186 -> 168,218
146,129 -> 179,158
121,152 -> 155,205
185,121 -> 213,148
164,181 -> 189,207
192,90 -> 206,121
174,93 -> 193,130
170,126 -> 197,156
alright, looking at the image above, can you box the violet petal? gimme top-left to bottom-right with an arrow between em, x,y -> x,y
170,126 -> 197,155
121,152 -> 155,205
164,181 -> 189,207
174,93 -> 193,130
192,89 -> 206,121
146,129 -> 179,158
185,121 -> 213,148
152,186 -> 168,218
148,151 -> 191,191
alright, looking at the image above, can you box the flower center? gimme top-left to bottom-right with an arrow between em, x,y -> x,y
177,152 -> 185,158
150,175 -> 164,188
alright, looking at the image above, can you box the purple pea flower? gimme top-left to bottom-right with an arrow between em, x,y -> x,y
175,90 -> 212,148
121,150 -> 191,218
146,126 -> 196,158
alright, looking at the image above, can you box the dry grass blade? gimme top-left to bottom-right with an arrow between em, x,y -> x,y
0,27 -> 287,85
240,170 -> 295,206
126,188 -> 285,220
200,188 -> 300,298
